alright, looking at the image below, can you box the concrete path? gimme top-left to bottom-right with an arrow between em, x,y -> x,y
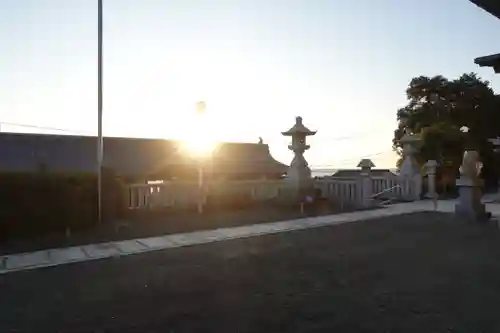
0,199 -> 484,275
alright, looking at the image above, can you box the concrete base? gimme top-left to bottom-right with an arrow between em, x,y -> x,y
454,183 -> 490,222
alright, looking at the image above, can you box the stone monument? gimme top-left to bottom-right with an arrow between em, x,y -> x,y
454,150 -> 490,221
399,132 -> 422,200
282,116 -> 317,199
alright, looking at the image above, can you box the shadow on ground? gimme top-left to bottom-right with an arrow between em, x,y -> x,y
0,201 -> 372,255
2,211 -> 500,332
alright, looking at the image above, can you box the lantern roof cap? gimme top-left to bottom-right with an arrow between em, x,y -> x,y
282,116 -> 317,136
357,158 -> 375,168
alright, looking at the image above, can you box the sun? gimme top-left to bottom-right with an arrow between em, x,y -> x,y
178,101 -> 222,157
182,136 -> 218,157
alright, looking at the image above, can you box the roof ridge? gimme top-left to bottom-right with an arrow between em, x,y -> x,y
0,132 -> 269,145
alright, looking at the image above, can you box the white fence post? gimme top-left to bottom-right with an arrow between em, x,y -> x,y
358,159 -> 374,207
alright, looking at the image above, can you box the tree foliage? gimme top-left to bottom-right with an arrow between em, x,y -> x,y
393,73 -> 500,188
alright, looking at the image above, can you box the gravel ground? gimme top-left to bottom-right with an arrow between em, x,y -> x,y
2,211 -> 500,332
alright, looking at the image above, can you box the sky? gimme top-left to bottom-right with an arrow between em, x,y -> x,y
1,0 -> 500,169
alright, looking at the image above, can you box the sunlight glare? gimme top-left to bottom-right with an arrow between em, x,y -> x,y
182,136 -> 218,157
180,102 -> 219,158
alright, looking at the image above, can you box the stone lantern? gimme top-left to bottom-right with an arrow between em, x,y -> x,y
399,133 -> 422,200
282,116 -> 317,198
399,133 -> 421,177
357,158 -> 375,176
357,159 -> 375,207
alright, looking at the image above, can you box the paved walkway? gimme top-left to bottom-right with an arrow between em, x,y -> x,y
0,199 -> 490,275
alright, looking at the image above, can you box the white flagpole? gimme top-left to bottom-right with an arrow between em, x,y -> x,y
97,0 -> 103,224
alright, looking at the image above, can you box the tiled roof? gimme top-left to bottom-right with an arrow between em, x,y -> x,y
332,169 -> 397,178
212,143 -> 287,174
0,133 -> 287,177
474,53 -> 500,73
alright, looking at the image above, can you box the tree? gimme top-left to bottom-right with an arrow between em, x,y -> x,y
393,73 -> 500,190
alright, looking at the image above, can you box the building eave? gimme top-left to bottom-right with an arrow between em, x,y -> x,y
474,53 -> 500,73
470,0 -> 500,20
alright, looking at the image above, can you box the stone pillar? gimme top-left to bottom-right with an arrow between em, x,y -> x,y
424,160 -> 438,210
357,158 -> 374,207
454,150 -> 490,222
281,116 -> 317,200
424,160 -> 438,198
399,133 -> 423,200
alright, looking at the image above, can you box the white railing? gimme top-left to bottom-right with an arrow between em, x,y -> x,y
126,172 -> 421,211
126,179 -> 287,210
370,176 -> 416,200
371,184 -> 401,199
314,173 -> 420,207
314,178 -> 361,205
